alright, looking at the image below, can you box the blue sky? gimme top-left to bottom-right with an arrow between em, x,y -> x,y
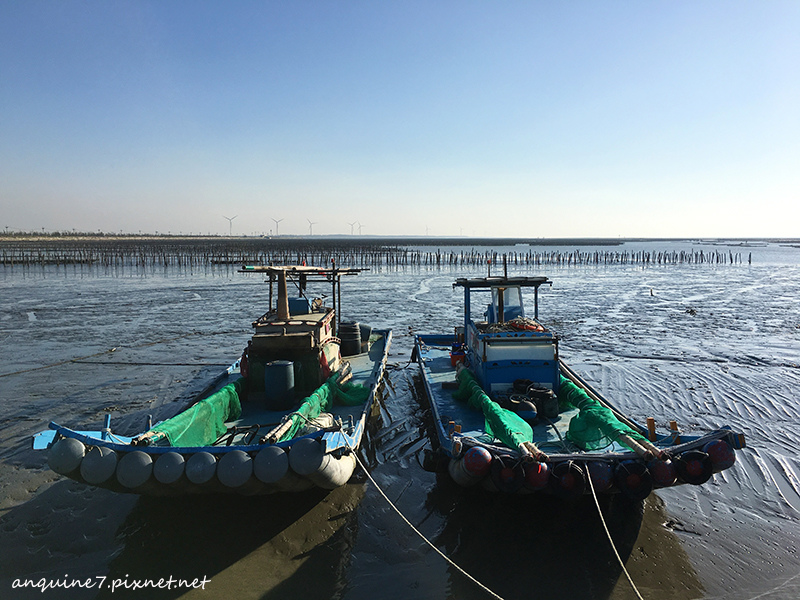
1,1 -> 798,238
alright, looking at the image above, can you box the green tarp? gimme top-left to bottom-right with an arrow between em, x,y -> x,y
149,379 -> 244,447
558,375 -> 648,451
451,369 -> 648,453
453,369 -> 533,449
147,375 -> 370,447
276,376 -> 371,442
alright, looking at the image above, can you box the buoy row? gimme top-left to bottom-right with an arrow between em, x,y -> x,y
446,439 -> 736,499
46,435 -> 357,494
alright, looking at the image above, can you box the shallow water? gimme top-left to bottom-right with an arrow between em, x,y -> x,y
1,240 -> 799,599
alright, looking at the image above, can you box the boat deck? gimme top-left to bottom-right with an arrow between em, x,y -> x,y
226,331 -> 390,442
417,335 -> 631,455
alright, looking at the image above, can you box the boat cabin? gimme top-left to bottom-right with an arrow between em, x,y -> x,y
239,265 -> 365,404
455,276 -> 559,395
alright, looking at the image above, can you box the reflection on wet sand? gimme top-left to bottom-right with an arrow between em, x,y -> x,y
610,493 -> 704,600
417,477 -> 701,600
100,484 -> 366,600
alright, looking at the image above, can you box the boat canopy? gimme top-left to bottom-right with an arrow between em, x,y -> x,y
454,276 -> 550,289
240,264 -> 367,333
454,276 -> 551,326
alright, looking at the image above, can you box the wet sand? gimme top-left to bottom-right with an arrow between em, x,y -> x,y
1,241 -> 799,599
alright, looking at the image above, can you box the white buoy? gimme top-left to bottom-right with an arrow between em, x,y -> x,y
448,446 -> 493,487
48,438 -> 85,475
448,457 -> 482,487
254,446 -> 289,484
288,438 -> 356,489
288,438 -> 325,475
153,452 -> 185,485
217,450 -> 253,488
80,446 -> 118,484
117,451 -> 153,489
185,452 -> 217,485
310,453 -> 356,489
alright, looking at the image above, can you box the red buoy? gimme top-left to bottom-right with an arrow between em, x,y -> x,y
648,458 -> 678,487
703,439 -> 736,472
587,461 -> 613,493
614,460 -> 653,500
490,455 -> 525,493
523,461 -> 549,490
675,450 -> 713,485
463,446 -> 493,478
549,461 -> 586,499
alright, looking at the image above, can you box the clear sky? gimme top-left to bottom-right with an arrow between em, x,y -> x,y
1,1 -> 798,238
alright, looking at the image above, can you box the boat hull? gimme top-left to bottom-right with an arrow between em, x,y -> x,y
414,333 -> 745,499
35,329 -> 392,496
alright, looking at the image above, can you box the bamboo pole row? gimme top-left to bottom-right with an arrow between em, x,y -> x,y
0,239 -> 748,269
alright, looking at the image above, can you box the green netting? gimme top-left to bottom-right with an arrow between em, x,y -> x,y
150,379 -> 244,447
277,376 -> 371,442
558,375 -> 648,451
453,369 -> 533,449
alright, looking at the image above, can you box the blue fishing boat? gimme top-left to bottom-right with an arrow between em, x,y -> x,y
33,265 -> 391,495
414,274 -> 745,499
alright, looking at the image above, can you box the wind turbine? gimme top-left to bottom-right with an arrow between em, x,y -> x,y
357,221 -> 364,236
223,215 -> 238,236
348,221 -> 357,235
271,218 -> 284,236
307,219 -> 317,235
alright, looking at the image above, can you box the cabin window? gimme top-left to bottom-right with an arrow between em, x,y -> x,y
487,287 -> 525,322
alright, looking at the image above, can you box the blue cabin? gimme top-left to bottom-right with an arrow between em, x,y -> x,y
456,276 -> 559,395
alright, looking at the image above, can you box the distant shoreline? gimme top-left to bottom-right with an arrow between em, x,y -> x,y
1,234 -> 797,247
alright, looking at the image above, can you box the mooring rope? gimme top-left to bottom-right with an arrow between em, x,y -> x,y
343,435 -> 506,600
74,361 -> 231,367
586,471 -> 645,600
0,330 -> 244,379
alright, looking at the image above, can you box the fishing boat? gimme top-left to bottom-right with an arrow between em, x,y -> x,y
414,274 -> 745,499
33,265 -> 391,495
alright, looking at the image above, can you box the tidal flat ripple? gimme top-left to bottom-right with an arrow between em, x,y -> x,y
1,240 -> 799,600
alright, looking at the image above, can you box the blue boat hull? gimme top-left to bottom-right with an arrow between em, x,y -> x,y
34,329 -> 392,496
414,332 -> 745,499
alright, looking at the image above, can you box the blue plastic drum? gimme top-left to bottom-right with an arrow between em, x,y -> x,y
264,360 -> 295,410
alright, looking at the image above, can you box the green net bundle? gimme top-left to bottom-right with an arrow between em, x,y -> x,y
453,368 -> 533,449
148,375 -> 370,447
276,376 -> 371,443
149,379 -> 244,447
558,375 -> 648,451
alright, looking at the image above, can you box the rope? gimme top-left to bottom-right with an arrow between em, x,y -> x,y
586,471 -> 645,600
74,361 -> 231,367
0,348 -> 116,378
0,329 -> 244,379
542,415 -> 572,453
343,435 -> 506,600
